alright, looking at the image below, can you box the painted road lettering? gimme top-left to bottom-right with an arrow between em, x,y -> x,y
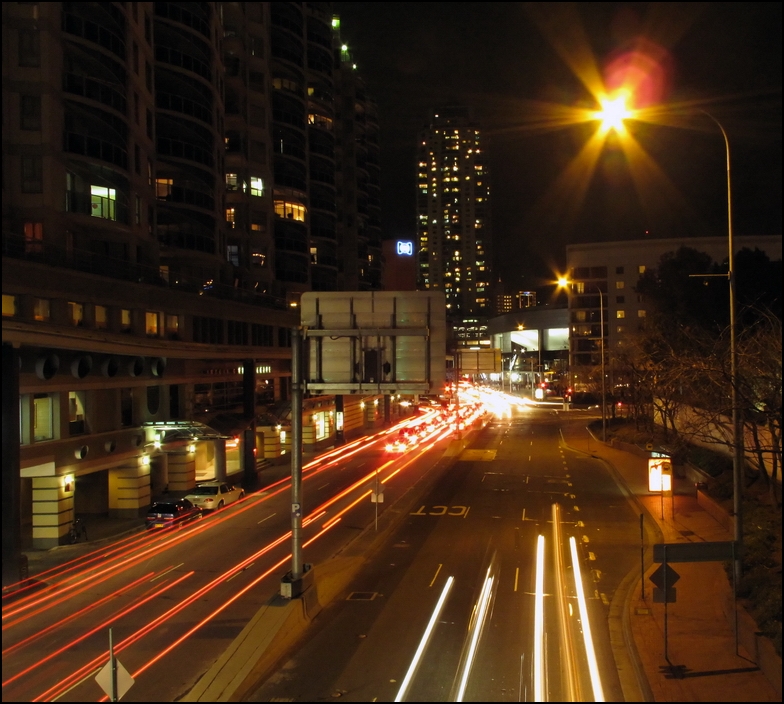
410,505 -> 469,517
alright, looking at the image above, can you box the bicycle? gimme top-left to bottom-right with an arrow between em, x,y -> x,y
68,517 -> 88,544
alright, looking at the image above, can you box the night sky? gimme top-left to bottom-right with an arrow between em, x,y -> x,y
334,2 -> 782,290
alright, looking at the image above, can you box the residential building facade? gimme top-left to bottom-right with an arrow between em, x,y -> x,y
2,2 -> 383,561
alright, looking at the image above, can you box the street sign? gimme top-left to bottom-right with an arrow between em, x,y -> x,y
653,541 -> 737,563
650,562 -> 680,590
95,657 -> 134,701
653,587 -> 677,604
301,291 -> 446,394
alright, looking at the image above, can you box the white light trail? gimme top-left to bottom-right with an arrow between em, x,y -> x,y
455,567 -> 495,701
569,536 -> 605,701
534,533 -> 546,702
394,575 -> 454,702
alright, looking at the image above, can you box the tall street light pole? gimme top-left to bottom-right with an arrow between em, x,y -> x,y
558,278 -> 606,441
592,98 -> 743,581
702,112 -> 743,583
596,284 -> 607,443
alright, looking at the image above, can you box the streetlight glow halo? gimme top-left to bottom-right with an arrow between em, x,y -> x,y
596,92 -> 633,132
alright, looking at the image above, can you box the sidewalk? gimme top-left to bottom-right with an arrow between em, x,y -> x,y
561,418 -> 780,702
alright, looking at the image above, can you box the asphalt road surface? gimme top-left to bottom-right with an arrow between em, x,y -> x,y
2,412 -> 465,703
250,405 -> 640,702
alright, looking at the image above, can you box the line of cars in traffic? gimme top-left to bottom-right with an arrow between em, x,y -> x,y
145,481 -> 245,529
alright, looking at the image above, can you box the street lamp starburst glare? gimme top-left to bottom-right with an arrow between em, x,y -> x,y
595,93 -> 632,133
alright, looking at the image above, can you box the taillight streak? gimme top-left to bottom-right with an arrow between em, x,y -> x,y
97,520 -> 342,700
5,570 -> 192,691
2,572 -> 154,658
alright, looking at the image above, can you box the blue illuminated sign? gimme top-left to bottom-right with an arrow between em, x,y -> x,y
397,241 -> 413,256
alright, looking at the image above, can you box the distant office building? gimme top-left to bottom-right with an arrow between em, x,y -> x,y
565,235 -> 782,369
416,107 -> 492,346
495,290 -> 537,315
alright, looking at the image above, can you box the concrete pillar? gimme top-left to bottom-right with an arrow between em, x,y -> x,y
31,475 -> 71,549
261,429 -> 281,459
214,438 -> 227,481
108,459 -> 151,518
167,451 -> 195,492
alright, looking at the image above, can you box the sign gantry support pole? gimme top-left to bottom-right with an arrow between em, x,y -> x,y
290,326 -> 303,581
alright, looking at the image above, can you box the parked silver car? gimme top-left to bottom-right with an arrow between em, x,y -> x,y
184,482 -> 245,511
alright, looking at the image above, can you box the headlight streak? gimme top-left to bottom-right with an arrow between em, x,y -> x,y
552,504 -> 580,701
454,566 -> 496,702
12,416 -> 454,700
1,571 -> 154,658
3,570 -> 192,690
534,533 -> 546,703
394,575 -> 454,702
569,536 -> 605,702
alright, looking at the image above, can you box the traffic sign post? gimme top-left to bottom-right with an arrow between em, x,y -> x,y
95,628 -> 133,702
650,540 -> 741,658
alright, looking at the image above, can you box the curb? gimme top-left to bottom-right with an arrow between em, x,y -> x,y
560,421 -> 660,703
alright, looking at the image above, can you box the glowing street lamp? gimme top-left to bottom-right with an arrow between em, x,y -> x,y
594,92 -> 632,133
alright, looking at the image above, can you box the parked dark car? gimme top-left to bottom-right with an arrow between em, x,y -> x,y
146,499 -> 202,530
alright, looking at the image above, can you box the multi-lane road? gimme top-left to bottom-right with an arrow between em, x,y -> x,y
251,399 -> 641,702
3,392 -> 641,702
2,408 -> 476,703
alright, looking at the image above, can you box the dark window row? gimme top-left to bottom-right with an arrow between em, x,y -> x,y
193,316 -> 223,344
155,45 -> 211,81
157,136 -> 214,168
155,2 -> 211,39
63,11 -> 125,59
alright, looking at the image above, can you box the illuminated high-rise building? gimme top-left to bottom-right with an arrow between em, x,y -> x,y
416,107 -> 492,346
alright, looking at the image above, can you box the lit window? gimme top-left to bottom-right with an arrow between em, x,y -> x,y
69,391 -> 86,435
23,222 -> 43,253
615,281 -> 625,289
69,302 -> 84,326
616,310 -> 625,319
310,246 -> 318,264
156,178 -> 173,199
638,309 -> 647,318
252,250 -> 266,266
227,244 -> 240,266
33,298 -> 50,321
3,294 -> 17,317
166,314 -> 179,332
34,394 -> 54,441
307,113 -> 333,130
95,305 -> 107,329
91,185 -> 116,220
251,221 -> 264,232
250,176 -> 263,197
145,311 -> 159,336
121,309 -> 132,330
226,207 -> 236,227
273,200 -> 306,221
638,265 -> 646,274
226,173 -> 239,191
